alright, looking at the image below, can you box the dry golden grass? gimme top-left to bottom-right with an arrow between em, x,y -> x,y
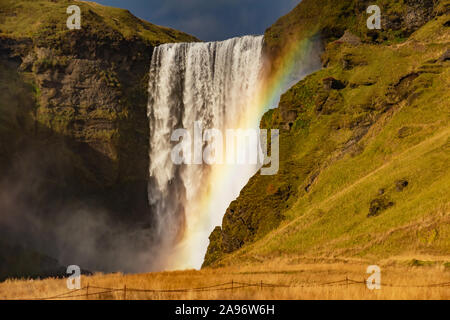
1,258 -> 449,300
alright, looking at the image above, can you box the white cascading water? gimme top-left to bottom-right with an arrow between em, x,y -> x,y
147,36 -> 266,270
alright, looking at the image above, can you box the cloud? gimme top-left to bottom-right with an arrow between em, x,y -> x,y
94,0 -> 301,41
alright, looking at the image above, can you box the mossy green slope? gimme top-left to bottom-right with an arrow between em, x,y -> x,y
0,0 -> 197,44
264,0 -> 449,74
204,4 -> 449,267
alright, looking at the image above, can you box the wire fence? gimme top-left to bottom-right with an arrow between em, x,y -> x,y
3,277 -> 450,300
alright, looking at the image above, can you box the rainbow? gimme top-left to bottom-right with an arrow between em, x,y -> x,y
259,35 -> 320,113
164,34 -> 320,270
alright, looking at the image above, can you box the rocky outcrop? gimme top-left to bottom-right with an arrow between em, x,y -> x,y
263,0 -> 445,77
0,32 -> 154,223
439,48 -> 450,61
336,31 -> 362,46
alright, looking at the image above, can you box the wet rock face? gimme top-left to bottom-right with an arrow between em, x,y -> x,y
32,34 -> 152,166
0,32 -> 158,276
0,31 -> 154,223
0,1 -> 200,276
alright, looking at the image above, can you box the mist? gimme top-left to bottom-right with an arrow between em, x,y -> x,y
0,143 -> 162,275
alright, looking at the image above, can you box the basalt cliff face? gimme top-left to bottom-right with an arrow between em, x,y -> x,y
203,0 -> 450,268
0,0 -> 197,279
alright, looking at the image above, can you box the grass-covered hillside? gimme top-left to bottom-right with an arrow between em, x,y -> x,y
264,0 -> 449,74
204,1 -> 450,268
0,0 -> 196,44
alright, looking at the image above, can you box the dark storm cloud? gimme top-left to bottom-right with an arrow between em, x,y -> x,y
93,0 -> 301,41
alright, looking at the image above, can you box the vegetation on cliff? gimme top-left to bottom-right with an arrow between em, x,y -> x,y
264,0 -> 449,71
0,0 -> 197,44
204,0 -> 450,267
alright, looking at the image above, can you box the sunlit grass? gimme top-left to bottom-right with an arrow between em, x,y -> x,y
1,260 -> 449,300
0,0 -> 197,44
206,16 -> 449,267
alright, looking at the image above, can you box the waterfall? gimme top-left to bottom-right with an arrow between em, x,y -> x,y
147,35 -> 266,270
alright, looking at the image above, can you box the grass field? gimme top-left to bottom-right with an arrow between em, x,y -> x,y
1,258 -> 449,300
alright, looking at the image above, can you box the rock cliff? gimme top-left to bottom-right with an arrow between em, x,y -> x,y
0,0 -> 197,278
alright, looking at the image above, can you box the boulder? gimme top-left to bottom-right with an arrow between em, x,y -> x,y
439,49 -> 450,62
336,30 -> 362,46
368,197 -> 395,217
322,77 -> 346,90
396,179 -> 409,191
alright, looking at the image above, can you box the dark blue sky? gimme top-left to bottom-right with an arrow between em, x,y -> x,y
93,0 -> 301,41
